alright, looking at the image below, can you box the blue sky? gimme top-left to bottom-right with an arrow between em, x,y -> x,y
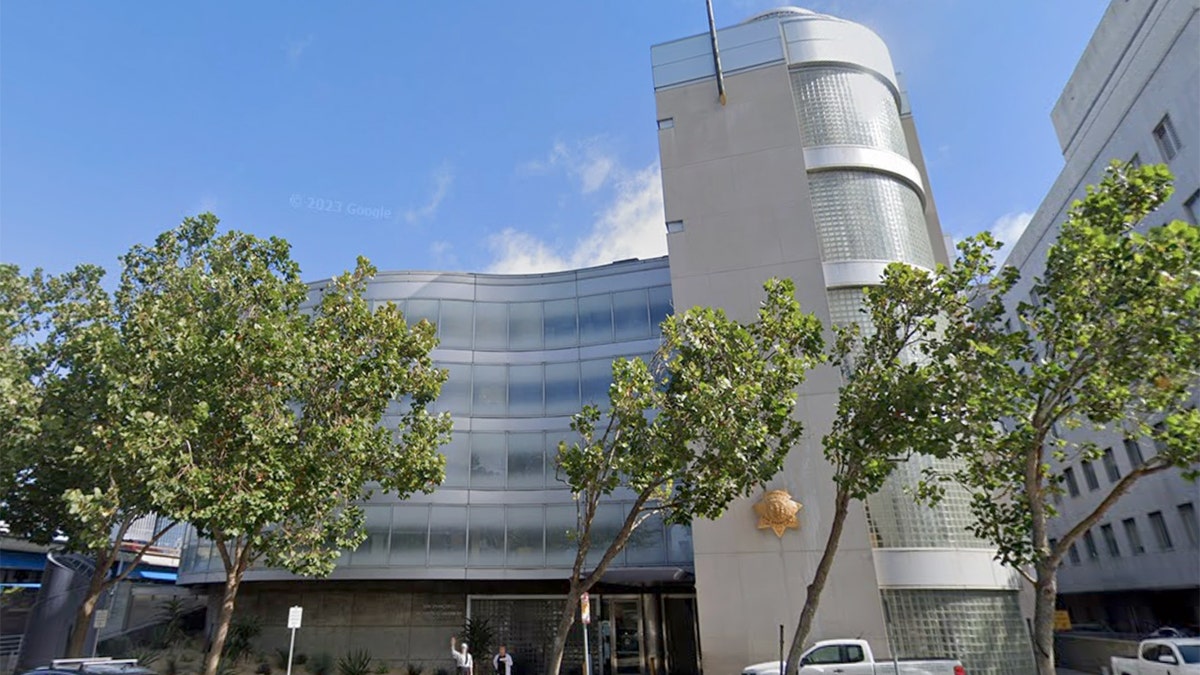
1,1 -> 1107,282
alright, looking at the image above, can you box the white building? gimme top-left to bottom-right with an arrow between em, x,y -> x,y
1003,0 -> 1200,633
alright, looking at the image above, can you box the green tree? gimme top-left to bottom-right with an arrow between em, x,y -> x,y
782,262 -> 968,674
871,162 -> 1197,674
548,279 -> 825,675
113,215 -> 451,675
1,263 -> 179,657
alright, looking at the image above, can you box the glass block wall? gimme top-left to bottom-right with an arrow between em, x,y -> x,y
880,589 -> 1035,675
790,66 -> 911,158
807,172 -> 933,267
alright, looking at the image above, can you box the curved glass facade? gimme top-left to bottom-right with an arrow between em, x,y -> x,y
791,66 -> 910,157
177,258 -> 693,582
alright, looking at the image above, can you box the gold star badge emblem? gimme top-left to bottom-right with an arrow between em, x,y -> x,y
754,489 -> 802,537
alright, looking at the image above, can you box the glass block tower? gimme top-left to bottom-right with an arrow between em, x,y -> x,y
651,7 -> 1032,675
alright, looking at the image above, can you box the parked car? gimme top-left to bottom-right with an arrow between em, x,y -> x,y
19,658 -> 157,675
742,639 -> 966,675
1111,638 -> 1200,674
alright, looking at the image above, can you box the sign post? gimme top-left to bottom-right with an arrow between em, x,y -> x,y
286,606 -> 303,675
580,592 -> 592,675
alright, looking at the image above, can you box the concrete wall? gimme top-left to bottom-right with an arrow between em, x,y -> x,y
228,582 -> 466,672
655,53 -> 887,675
1004,0 -> 1200,600
1055,634 -> 1139,674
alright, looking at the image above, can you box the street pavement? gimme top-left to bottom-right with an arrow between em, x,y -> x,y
1056,669 -> 1093,675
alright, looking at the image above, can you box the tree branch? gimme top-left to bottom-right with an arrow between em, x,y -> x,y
1051,458 -> 1172,564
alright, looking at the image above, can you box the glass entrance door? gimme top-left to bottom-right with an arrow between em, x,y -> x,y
607,598 -> 644,674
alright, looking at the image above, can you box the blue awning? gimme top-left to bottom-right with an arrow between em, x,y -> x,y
0,550 -> 47,571
127,569 -> 176,582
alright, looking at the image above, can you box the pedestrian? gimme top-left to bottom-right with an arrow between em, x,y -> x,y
450,636 -> 473,675
492,645 -> 513,675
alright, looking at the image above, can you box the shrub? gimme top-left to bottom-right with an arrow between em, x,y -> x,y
223,615 -> 263,663
256,663 -> 272,675
307,653 -> 334,675
131,647 -> 161,667
460,617 -> 494,665
373,664 -> 388,675
336,650 -> 373,675
403,665 -> 422,675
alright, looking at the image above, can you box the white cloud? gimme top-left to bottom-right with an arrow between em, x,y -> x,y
405,163 -> 454,224
487,161 -> 666,274
429,240 -> 459,269
519,138 -> 616,194
990,210 -> 1034,265
285,36 -> 314,67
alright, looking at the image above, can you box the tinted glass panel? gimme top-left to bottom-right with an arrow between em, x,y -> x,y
508,364 -> 544,416
475,302 -> 508,350
544,299 -> 578,348
648,286 -> 673,329
509,302 -> 543,349
587,503 -> 625,567
437,362 -> 471,415
578,294 -> 613,345
545,362 -> 580,415
667,524 -> 693,563
613,289 -> 650,341
581,359 -> 613,408
546,505 -> 577,566
439,300 -> 473,349
350,506 -> 392,566
545,432 -> 569,489
389,505 -> 429,566
406,299 -> 439,331
507,432 -> 544,489
428,506 -> 467,566
472,365 -> 507,416
468,506 -> 505,566
626,510 -> 666,564
506,506 -> 545,566
470,432 -> 506,489
441,431 -> 470,488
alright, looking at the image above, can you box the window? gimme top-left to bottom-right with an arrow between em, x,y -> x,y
657,117 -> 675,130
803,646 -> 844,665
1067,542 -> 1081,565
428,506 -> 468,566
470,433 -> 506,489
1153,114 -> 1181,160
472,365 -> 507,416
1124,438 -> 1145,468
665,220 -> 684,233
467,505 -> 505,566
1153,422 -> 1168,454
578,294 -> 614,345
1100,524 -> 1120,557
648,286 -> 673,328
506,432 -> 544,489
1081,460 -> 1099,491
612,289 -> 651,341
1101,448 -> 1121,483
1178,503 -> 1199,548
439,300 -> 474,349
1186,190 -> 1200,226
508,364 -> 544,416
508,302 -> 543,349
474,302 -> 507,350
543,298 -> 578,348
1148,511 -> 1174,550
544,362 -> 580,415
1083,529 -> 1099,559
1123,518 -> 1146,555
1063,467 -> 1080,497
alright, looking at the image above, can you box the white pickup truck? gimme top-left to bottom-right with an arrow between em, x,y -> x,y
1111,638 -> 1200,674
742,639 -> 965,675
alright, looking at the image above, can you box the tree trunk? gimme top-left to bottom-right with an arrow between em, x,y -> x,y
784,487 -> 851,675
203,560 -> 245,675
1031,564 -> 1057,675
548,582 -> 583,675
65,562 -> 110,657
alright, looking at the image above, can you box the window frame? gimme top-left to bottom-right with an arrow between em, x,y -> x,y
1153,114 -> 1181,160
1148,510 -> 1174,551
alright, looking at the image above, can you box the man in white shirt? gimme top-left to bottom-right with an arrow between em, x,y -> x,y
450,636 -> 473,675
492,645 -> 514,675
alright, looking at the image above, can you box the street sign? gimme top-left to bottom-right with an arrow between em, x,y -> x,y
1053,610 -> 1071,631
93,609 -> 109,629
580,592 -> 591,625
288,606 -> 303,629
